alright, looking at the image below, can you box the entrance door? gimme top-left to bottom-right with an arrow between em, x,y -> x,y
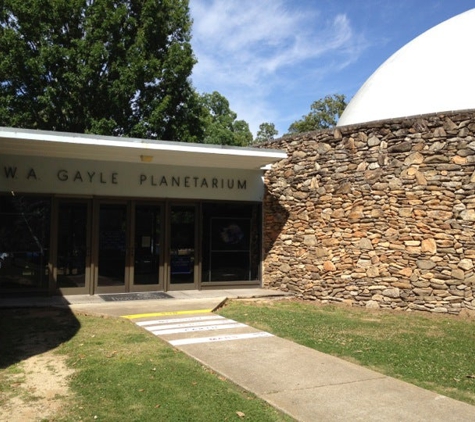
55,199 -> 91,294
95,202 -> 129,293
131,204 -> 164,291
52,199 -> 198,295
168,204 -> 197,290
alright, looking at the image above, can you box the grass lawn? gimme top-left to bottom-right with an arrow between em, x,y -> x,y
218,299 -> 475,406
0,308 -> 293,422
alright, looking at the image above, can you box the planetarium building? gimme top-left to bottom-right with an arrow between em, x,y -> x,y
0,128 -> 285,296
3,8 -> 475,314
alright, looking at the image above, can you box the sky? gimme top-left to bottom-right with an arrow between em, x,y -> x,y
189,0 -> 475,137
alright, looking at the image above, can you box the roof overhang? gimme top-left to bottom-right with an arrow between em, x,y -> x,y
0,127 -> 286,170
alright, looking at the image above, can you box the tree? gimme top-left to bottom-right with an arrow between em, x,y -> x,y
0,0 -> 202,142
287,94 -> 347,134
198,91 -> 252,146
254,122 -> 279,143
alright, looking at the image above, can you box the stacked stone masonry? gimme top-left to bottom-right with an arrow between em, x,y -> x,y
259,111 -> 475,314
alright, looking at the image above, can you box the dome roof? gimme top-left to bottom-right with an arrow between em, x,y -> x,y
337,8 -> 475,127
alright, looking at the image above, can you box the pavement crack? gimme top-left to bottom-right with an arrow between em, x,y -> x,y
263,375 -> 387,395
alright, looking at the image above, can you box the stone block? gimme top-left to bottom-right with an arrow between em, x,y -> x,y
432,307 -> 448,313
382,288 -> 400,298
392,281 -> 412,289
414,288 -> 433,296
367,267 -> 380,277
323,261 -> 336,271
416,260 -> 436,270
461,209 -> 475,221
357,259 -> 372,268
359,238 -> 373,250
280,263 -> 291,273
451,268 -> 465,280
427,210 -> 453,220
365,300 -> 381,309
459,259 -> 473,271
303,235 -> 317,246
388,142 -> 412,153
421,238 -> 437,254
404,152 -> 424,165
398,268 -> 413,278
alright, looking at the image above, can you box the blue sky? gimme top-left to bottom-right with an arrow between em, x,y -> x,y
189,1 -> 475,137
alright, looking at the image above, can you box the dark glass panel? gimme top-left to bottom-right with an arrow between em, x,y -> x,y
97,204 -> 127,287
134,205 -> 161,285
202,203 -> 261,282
57,202 -> 88,288
0,195 -> 51,291
170,206 -> 195,284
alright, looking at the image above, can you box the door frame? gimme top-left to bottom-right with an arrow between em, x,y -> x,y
129,201 -> 165,292
51,197 -> 93,296
92,199 -> 131,294
50,197 -> 261,295
53,198 -> 188,295
165,202 -> 199,291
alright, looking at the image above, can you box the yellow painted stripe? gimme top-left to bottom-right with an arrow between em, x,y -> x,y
122,308 -> 214,320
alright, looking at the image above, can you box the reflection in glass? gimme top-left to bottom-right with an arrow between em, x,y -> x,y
170,206 -> 195,284
0,195 -> 51,291
134,205 -> 161,285
98,204 -> 126,287
202,203 -> 261,282
57,202 -> 88,288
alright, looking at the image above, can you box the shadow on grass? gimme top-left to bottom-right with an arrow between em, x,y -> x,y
0,306 -> 80,369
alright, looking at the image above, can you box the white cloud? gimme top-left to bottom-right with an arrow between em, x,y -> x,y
189,0 -> 367,135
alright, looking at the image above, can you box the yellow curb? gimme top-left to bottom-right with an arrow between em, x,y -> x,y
122,308 -> 214,319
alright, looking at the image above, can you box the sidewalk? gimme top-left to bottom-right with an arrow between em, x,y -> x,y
2,289 -> 475,421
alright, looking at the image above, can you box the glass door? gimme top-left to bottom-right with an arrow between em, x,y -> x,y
95,202 -> 128,293
0,195 -> 51,293
132,204 -> 163,291
168,204 -> 197,290
55,200 -> 91,294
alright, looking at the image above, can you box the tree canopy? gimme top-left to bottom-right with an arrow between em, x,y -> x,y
287,94 -> 347,134
0,0 -> 202,141
198,91 -> 252,146
254,122 -> 278,143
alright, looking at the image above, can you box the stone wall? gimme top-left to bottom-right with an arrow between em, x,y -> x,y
259,111 -> 475,314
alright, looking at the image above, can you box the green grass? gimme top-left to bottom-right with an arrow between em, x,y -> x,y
218,299 -> 475,406
0,308 -> 293,422
3,301 -> 475,419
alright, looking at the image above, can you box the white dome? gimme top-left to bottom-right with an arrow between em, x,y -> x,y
337,8 -> 475,127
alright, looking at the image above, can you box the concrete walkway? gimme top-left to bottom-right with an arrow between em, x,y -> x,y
2,289 -> 475,421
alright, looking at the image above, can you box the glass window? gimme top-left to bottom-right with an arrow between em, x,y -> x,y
0,195 -> 51,291
57,201 -> 88,288
201,203 -> 261,282
170,205 -> 195,285
97,203 -> 127,287
134,205 -> 161,285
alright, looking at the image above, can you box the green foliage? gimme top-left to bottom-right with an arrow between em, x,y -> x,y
254,122 -> 279,143
220,300 -> 475,406
198,91 -> 253,146
0,0 -> 202,141
287,94 -> 347,134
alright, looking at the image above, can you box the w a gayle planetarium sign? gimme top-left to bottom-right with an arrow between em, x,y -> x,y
1,155 -> 264,201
